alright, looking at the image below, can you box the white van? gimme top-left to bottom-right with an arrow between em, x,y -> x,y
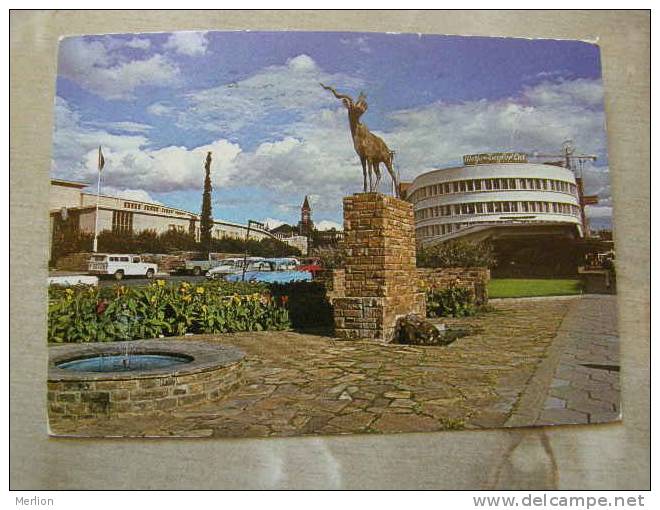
88,254 -> 158,280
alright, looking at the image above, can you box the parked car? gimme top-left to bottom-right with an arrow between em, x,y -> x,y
182,255 -> 226,276
225,259 -> 312,284
267,257 -> 300,270
87,254 -> 158,281
205,257 -> 265,280
297,257 -> 323,275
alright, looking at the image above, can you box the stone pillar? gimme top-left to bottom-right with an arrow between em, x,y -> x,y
333,193 -> 426,341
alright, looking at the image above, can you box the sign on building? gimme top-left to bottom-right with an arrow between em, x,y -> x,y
463,152 -> 528,166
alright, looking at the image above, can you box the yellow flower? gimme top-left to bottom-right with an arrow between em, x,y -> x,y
196,286 -> 205,294
65,288 -> 74,295
182,294 -> 192,302
157,279 -> 166,287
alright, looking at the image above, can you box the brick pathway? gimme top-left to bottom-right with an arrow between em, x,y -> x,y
49,297 -> 618,438
535,295 -> 620,425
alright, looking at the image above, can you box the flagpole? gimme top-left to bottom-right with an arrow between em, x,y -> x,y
93,146 -> 101,252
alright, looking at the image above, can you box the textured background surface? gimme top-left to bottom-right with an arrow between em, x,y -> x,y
10,10 -> 649,489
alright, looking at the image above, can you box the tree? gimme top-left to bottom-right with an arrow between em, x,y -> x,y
200,151 -> 214,255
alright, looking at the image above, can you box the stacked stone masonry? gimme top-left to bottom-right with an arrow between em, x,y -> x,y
417,267 -> 490,305
333,193 -> 426,341
47,363 -> 243,420
318,267 -> 490,307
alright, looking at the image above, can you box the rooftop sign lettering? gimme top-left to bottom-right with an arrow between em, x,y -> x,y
463,152 -> 528,165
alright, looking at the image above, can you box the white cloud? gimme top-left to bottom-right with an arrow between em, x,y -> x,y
147,102 -> 175,116
316,220 -> 343,231
89,120 -> 152,134
585,205 -> 613,218
386,79 -> 607,177
176,53 -> 363,134
286,54 -> 318,71
52,97 -> 242,195
340,36 -> 372,53
58,37 -> 180,100
261,217 -> 287,229
124,37 -> 151,50
103,187 -> 161,204
522,78 -> 604,109
164,31 -> 208,56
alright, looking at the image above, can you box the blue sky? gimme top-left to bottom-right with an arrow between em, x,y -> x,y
52,31 -> 612,229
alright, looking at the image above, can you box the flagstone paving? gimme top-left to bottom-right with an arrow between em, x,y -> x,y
50,297 -> 615,438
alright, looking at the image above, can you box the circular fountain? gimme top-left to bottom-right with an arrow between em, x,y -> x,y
48,340 -> 245,419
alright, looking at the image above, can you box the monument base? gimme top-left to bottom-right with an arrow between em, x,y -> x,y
334,295 -> 426,342
332,192 -> 426,342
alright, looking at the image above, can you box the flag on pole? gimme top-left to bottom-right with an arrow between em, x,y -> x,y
98,146 -> 105,173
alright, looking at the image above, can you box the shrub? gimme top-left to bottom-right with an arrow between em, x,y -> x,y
417,240 -> 496,269
268,281 -> 334,329
48,280 -> 289,343
426,285 -> 477,318
50,231 -> 93,263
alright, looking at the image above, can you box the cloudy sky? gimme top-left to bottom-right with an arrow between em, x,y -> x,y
52,31 -> 612,230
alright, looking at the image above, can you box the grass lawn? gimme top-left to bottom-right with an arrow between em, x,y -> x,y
488,278 -> 583,298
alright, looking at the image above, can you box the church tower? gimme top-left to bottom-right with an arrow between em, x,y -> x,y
298,195 -> 314,237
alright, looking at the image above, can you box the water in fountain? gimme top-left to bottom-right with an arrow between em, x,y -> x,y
58,353 -> 190,373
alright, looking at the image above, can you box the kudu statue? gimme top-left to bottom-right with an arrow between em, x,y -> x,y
320,83 -> 400,197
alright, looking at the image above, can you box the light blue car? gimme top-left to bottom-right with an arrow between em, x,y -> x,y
225,259 -> 312,284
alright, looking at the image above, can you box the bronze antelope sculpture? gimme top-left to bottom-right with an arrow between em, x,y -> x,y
320,83 -> 400,197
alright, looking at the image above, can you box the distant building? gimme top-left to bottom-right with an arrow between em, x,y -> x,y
269,223 -> 297,237
49,179 -> 287,259
279,235 -> 309,256
297,195 -> 314,237
313,229 -> 344,247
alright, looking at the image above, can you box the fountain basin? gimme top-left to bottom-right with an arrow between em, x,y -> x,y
48,340 -> 245,420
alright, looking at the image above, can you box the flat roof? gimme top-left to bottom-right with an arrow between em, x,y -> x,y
51,178 -> 89,189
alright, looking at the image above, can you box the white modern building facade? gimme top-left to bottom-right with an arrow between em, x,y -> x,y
407,153 -> 584,246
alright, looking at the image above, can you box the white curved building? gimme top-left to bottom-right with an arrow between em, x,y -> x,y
408,153 -> 584,246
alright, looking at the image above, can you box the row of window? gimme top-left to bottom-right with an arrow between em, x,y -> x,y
411,177 -> 577,201
414,201 -> 580,221
417,222 -> 481,238
124,201 -> 190,217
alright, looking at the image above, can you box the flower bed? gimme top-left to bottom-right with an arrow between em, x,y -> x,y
48,280 -> 290,343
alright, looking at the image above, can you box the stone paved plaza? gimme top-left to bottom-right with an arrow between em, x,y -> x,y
49,296 -> 620,438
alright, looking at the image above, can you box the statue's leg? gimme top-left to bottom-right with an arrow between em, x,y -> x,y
373,161 -> 382,191
361,157 -> 368,192
385,159 -> 399,197
368,160 -> 374,192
